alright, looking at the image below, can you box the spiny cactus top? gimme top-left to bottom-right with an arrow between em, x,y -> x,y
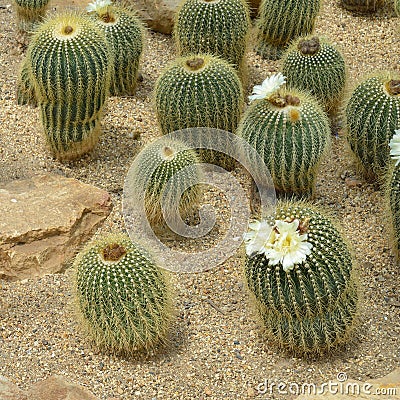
345,73 -> 400,181
154,54 -> 244,135
74,233 -> 173,355
282,36 -> 346,111
26,12 -> 111,160
174,0 -> 250,74
87,0 -> 145,96
238,74 -> 330,196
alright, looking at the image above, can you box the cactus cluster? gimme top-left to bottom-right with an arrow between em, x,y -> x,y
73,233 -> 174,355
244,203 -> 359,354
88,2 -> 145,96
256,0 -> 321,60
25,12 -> 112,160
282,36 -> 346,112
340,0 -> 384,12
14,0 -> 50,37
128,137 -> 203,225
345,73 -> 400,181
174,0 -> 250,79
238,79 -> 330,197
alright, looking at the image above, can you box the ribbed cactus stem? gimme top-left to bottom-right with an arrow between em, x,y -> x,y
14,0 -> 50,36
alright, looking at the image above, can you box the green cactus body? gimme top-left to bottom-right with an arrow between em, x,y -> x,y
244,203 -> 359,354
26,13 -> 111,160
388,162 -> 400,258
16,55 -> 37,107
88,4 -> 145,96
256,0 -> 321,60
282,36 -> 346,112
238,89 -> 330,197
155,55 -> 243,135
345,74 -> 400,181
74,233 -> 173,355
395,0 -> 400,16
14,0 -> 50,34
340,0 -> 384,11
130,138 -> 203,225
174,0 -> 250,79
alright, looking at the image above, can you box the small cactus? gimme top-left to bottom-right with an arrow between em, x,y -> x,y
73,233 -> 174,355
345,73 -> 400,181
340,0 -> 384,12
26,12 -> 112,160
256,0 -> 321,60
174,0 -> 250,80
129,137 -> 203,225
87,0 -> 145,96
395,0 -> 400,16
238,74 -> 330,197
14,0 -> 50,38
154,54 -> 243,135
16,55 -> 37,107
282,36 -> 346,112
243,203 -> 359,354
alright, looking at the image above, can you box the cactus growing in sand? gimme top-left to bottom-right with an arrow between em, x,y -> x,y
73,233 -> 174,355
87,0 -> 145,96
174,0 -> 250,79
243,203 -> 359,354
340,0 -> 384,12
345,73 -> 400,181
282,36 -> 346,112
14,0 -> 50,38
26,12 -> 112,160
237,74 -> 330,197
256,0 -> 321,60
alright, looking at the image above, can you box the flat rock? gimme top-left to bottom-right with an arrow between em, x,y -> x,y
0,174 -> 112,280
28,376 -> 98,400
0,376 -> 27,400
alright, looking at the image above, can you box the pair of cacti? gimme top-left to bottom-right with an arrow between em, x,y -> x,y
18,1 -> 144,160
244,203 -> 359,354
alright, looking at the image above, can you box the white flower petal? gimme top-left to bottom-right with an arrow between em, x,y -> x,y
389,129 -> 400,166
248,72 -> 286,102
86,0 -> 112,12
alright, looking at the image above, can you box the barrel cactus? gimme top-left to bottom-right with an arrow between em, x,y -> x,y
73,233 -> 174,355
26,12 -> 112,160
87,0 -> 145,96
174,0 -> 250,79
243,203 -> 359,354
14,0 -> 50,37
129,137 -> 203,225
237,73 -> 330,197
16,55 -> 36,107
282,36 -> 346,112
256,0 -> 321,60
340,0 -> 384,12
345,73 -> 400,181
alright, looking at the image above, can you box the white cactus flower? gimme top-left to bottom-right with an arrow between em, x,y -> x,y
389,129 -> 400,166
248,72 -> 286,102
243,219 -> 273,257
86,0 -> 112,13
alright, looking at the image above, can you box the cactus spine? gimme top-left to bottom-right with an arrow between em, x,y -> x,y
14,0 -> 50,37
129,138 -> 203,225
238,86 -> 330,197
282,36 -> 346,112
16,55 -> 37,107
244,203 -> 359,354
88,2 -> 145,96
256,0 -> 321,60
174,0 -> 250,79
26,12 -> 112,160
345,73 -> 400,181
73,233 -> 174,355
340,0 -> 384,11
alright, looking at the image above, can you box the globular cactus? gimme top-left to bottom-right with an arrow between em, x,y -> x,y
256,0 -> 321,60
174,0 -> 250,80
73,233 -> 174,355
282,36 -> 346,113
243,203 -> 359,354
13,0 -> 50,38
26,12 -> 112,160
345,73 -> 400,181
129,137 -> 203,225
16,55 -> 37,107
340,0 -> 384,12
87,0 -> 145,96
238,74 -> 330,197
154,54 -> 243,135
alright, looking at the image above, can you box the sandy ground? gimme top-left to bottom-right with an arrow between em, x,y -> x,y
0,0 -> 399,399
